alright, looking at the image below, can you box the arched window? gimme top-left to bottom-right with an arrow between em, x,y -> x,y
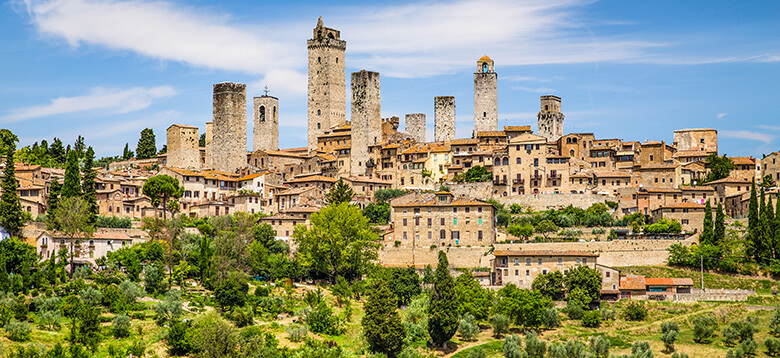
328,33 -> 334,39
483,111 -> 487,117
570,149 -> 575,157
516,158 -> 521,164
317,109 -> 321,116
317,123 -> 321,129
545,105 -> 549,111
502,157 -> 509,166
494,158 -> 501,166
482,63 -> 488,73
318,57 -> 321,63
566,137 -> 571,143
259,105 -> 266,122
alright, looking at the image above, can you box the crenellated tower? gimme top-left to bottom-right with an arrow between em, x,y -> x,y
537,95 -> 564,142
307,17 -> 346,152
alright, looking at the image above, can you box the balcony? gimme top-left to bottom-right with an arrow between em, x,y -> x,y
512,178 -> 525,185
531,174 -> 543,180
547,173 -> 562,180
493,179 -> 507,185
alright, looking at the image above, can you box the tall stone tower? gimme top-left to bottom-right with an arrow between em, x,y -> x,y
350,70 -> 381,176
204,121 -> 213,168
166,124 -> 200,169
212,82 -> 247,173
253,94 -> 279,152
537,95 -> 564,142
405,113 -> 426,143
473,55 -> 497,134
307,17 -> 346,152
434,96 -> 455,142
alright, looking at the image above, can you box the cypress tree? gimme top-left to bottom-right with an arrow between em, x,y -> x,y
429,251 -> 458,349
136,128 -> 157,159
61,151 -> 81,199
362,276 -> 406,357
0,130 -> 24,236
769,195 -> 776,258
701,200 -> 713,246
775,195 -> 780,260
81,147 -> 98,225
759,188 -> 772,263
748,180 -> 759,259
47,180 -> 61,229
714,203 -> 726,246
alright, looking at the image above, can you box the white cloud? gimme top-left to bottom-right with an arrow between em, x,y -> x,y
717,113 -> 727,119
512,86 -> 558,93
758,125 -> 780,131
1,86 -> 177,122
721,130 -> 773,144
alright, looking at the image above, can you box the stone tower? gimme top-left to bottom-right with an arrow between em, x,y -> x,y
350,70 -> 381,176
253,94 -> 279,152
473,55 -> 497,134
434,96 -> 455,142
204,121 -> 213,168
212,82 -> 247,173
405,113 -> 426,143
537,95 -> 564,142
307,17 -> 346,152
166,124 -> 200,169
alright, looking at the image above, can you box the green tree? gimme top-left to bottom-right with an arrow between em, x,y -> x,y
714,202 -> 726,245
493,284 -> 553,329
136,128 -> 157,159
748,180 -> 760,260
564,265 -> 602,306
190,311 -> 238,358
490,314 -> 509,337
47,180 -> 61,227
705,153 -> 735,183
771,306 -> 780,336
122,143 -> 134,160
198,134 -> 206,148
61,150 -> 82,198
534,220 -> 558,240
362,276 -> 406,357
374,188 -> 407,203
50,197 -> 94,279
463,166 -> 491,182
81,146 -> 98,225
661,321 -> 679,352
214,274 -> 248,311
166,320 -> 192,356
693,314 -> 717,343
701,200 -> 713,245
142,175 -> 183,219
294,202 -> 380,283
428,251 -> 458,349
507,223 -> 534,241
325,179 -> 355,205
363,202 -> 390,224
525,330 -> 547,358
504,334 -> 523,358
0,130 -> 24,236
112,314 -> 131,338
387,267 -> 422,307
532,271 -> 565,300
454,271 -> 492,320
50,138 -> 66,165
543,308 -> 560,329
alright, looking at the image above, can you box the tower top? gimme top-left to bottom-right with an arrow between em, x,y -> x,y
476,55 -> 494,73
479,54 -> 492,61
311,17 -> 342,42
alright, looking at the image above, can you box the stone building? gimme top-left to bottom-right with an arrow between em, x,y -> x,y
537,95 -> 564,142
651,202 -> 706,233
389,191 -> 496,248
492,250 -> 599,289
253,94 -> 279,152
204,121 -> 213,169
308,17 -> 346,152
405,113 -> 426,143
211,82 -> 247,173
166,124 -> 200,170
434,96 -> 455,142
762,151 -> 780,184
473,55 -> 498,134
350,70 -> 381,176
673,128 -> 717,153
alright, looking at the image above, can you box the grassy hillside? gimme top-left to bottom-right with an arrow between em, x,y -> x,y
617,265 -> 780,294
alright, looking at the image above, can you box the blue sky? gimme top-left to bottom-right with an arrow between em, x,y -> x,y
1,0 -> 778,158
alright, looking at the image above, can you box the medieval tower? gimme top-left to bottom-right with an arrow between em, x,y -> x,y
473,55 -> 497,134
204,121 -> 213,169
307,17 -> 346,152
253,93 -> 279,152
434,96 -> 455,142
211,82 -> 247,173
405,113 -> 426,143
166,124 -> 200,169
537,95 -> 564,142
350,70 -> 381,176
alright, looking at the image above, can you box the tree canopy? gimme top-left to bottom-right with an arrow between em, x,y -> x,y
142,175 -> 184,219
136,128 -> 157,159
325,179 -> 355,205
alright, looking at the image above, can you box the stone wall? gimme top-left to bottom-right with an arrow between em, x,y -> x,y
405,113 -> 426,143
307,18 -> 346,152
350,70 -> 381,176
672,288 -> 754,302
449,182 -> 612,211
434,96 -> 455,142
253,96 -> 279,151
673,128 -> 718,153
212,82 -> 247,173
537,95 -> 564,142
380,246 -> 493,268
166,124 -> 200,169
204,121 -> 213,169
473,71 -> 497,133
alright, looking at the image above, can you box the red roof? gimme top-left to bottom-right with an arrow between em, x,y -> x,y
620,275 -> 646,290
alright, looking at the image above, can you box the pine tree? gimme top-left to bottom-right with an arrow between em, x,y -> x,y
775,195 -> 780,261
122,143 -> 132,160
429,251 -> 458,349
362,276 -> 406,357
61,151 -> 82,199
73,135 -> 85,159
81,147 -> 98,225
714,203 -> 726,246
0,130 -> 24,236
769,195 -> 776,259
748,180 -> 759,260
325,179 -> 355,206
701,200 -> 713,246
136,128 -> 157,159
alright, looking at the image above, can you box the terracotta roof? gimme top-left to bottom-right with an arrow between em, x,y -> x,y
284,175 -> 337,184
344,176 -> 392,185
430,144 -> 451,153
620,275 -> 646,290
282,206 -> 321,213
493,250 -> 599,257
479,54 -> 491,61
260,214 -> 305,221
679,185 -> 715,191
672,150 -> 709,158
704,177 -> 750,185
276,186 -> 321,196
643,188 -> 682,193
237,173 -> 268,181
639,163 -> 679,169
657,202 -> 705,209
168,124 -> 198,129
413,157 -> 428,163
593,171 -> 631,178
449,138 -> 480,145
382,143 -> 401,149
476,131 -> 506,137
729,156 -> 755,165
504,125 -> 532,132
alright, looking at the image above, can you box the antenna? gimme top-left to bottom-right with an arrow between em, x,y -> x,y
263,86 -> 269,96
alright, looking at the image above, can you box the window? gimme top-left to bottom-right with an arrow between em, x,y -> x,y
478,218 -> 482,225
441,218 -> 445,225
583,258 -> 587,264
453,218 -> 457,225
558,258 -> 562,265
403,218 -> 407,226
537,258 -> 542,265
606,272 -> 611,278
576,258 -> 581,264
514,258 -> 519,265
525,270 -> 530,276
403,232 -> 407,240
478,230 -> 483,241
440,230 -> 446,239
516,157 -> 521,164
427,218 -> 432,226
515,270 -> 519,276
526,258 -> 531,265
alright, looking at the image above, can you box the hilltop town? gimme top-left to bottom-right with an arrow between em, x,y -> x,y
2,16 -> 780,358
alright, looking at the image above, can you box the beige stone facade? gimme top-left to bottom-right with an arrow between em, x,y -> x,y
211,82 -> 247,173
166,124 -> 200,170
493,250 -> 598,289
762,151 -> 780,184
253,95 -> 279,152
473,55 -> 497,134
651,202 -> 706,233
434,96 -> 455,142
673,128 -> 717,153
308,17 -> 346,152
350,70 -> 381,176
537,95 -> 564,142
405,113 -> 426,143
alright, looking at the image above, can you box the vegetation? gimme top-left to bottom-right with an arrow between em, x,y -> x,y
136,128 -> 157,159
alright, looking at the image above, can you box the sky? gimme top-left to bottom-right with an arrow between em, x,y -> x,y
0,0 -> 778,158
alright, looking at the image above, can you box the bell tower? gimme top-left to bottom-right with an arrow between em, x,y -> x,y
473,55 -> 497,134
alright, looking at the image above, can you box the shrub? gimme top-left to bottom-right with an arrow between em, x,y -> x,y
771,306 -> 780,336
306,302 -> 339,335
490,314 -> 509,337
726,348 -> 745,358
563,301 -> 584,320
38,310 -> 61,331
589,336 -> 610,358
231,306 -> 254,328
692,315 -> 718,343
113,314 -> 132,338
119,280 -> 143,303
286,324 -> 308,342
525,331 -> 546,358
5,319 -> 31,341
504,334 -> 523,358
765,337 -> 780,356
661,328 -> 678,353
582,310 -> 601,327
79,287 -> 103,306
600,308 -> 615,321
468,348 -> 487,358
458,313 -> 479,341
741,338 -> 757,356
166,320 -> 193,356
543,308 -> 559,329
623,301 -> 647,321
671,353 -> 690,358
144,264 -> 165,293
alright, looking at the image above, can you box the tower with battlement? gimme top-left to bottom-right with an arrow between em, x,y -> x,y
537,95 -> 564,142
350,70 -> 381,176
212,82 -> 247,173
405,113 -> 426,143
253,94 -> 279,152
166,124 -> 200,169
435,96 -> 455,142
474,55 -> 497,134
308,17 -> 346,152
